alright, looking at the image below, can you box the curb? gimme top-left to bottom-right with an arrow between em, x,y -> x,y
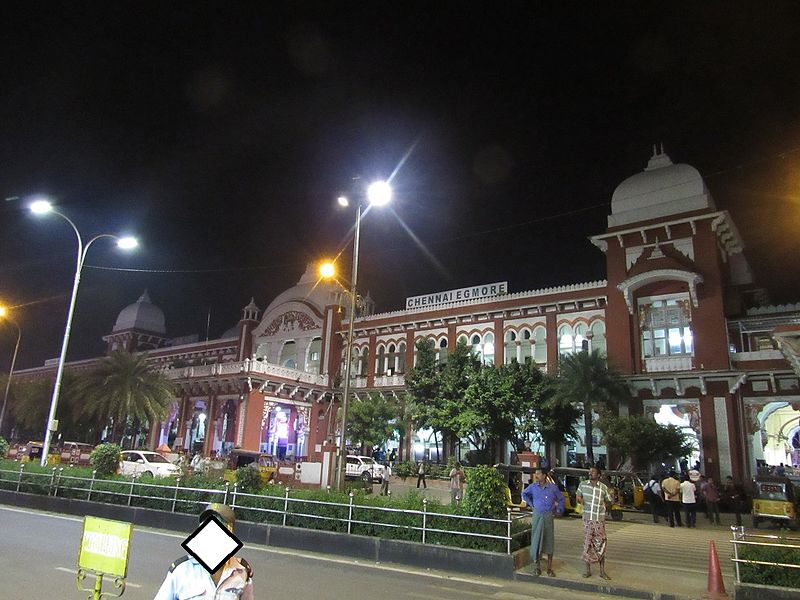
514,569 -> 700,600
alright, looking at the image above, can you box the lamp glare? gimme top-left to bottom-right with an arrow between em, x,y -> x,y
117,237 -> 138,250
367,181 -> 392,206
30,199 -> 53,214
320,262 -> 335,279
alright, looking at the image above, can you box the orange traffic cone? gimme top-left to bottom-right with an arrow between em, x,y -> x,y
705,540 -> 730,599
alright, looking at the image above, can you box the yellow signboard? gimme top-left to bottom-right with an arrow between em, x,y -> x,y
78,516 -> 133,578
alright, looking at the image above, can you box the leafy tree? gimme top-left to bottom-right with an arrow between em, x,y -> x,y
597,415 -> 694,470
405,339 -> 443,446
552,350 -> 629,466
71,350 -> 174,444
346,391 -> 401,450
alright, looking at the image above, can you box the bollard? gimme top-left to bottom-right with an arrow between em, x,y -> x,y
705,539 -> 730,599
422,498 -> 428,544
346,491 -> 355,534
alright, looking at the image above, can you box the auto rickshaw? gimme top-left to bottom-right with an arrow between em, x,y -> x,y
751,474 -> 799,529
550,467 -> 630,520
223,449 -> 277,486
494,464 -> 576,513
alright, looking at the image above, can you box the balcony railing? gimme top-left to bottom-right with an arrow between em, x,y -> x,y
163,359 -> 328,387
729,349 -> 784,362
373,374 -> 406,387
644,355 -> 694,372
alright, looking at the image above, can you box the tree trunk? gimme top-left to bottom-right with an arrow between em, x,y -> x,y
584,401 -> 594,467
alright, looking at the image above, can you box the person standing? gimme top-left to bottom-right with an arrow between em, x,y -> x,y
576,466 -> 614,580
661,471 -> 683,527
380,464 -> 391,496
723,476 -> 743,526
704,476 -> 721,525
522,467 -> 565,577
643,474 -> 664,523
449,462 -> 465,506
154,503 -> 254,599
680,475 -> 697,528
416,460 -> 427,489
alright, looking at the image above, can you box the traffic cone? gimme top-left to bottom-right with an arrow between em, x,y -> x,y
704,540 -> 730,599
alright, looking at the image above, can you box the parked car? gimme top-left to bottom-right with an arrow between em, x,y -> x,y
345,455 -> 386,483
119,450 -> 181,478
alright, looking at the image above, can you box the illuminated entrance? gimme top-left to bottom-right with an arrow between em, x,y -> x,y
645,400 -> 701,467
745,398 -> 800,470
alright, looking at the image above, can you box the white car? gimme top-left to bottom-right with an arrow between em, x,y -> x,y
119,450 -> 181,478
345,455 -> 386,483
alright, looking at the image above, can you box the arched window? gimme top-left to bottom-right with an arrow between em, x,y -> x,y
306,337 -> 322,373
483,332 -> 495,365
376,345 -> 386,375
387,344 -> 397,374
397,342 -> 407,373
534,327 -> 547,363
504,331 -> 517,364
575,323 -> 589,352
590,321 -> 607,356
280,341 -> 297,369
470,334 -> 482,361
360,348 -> 369,377
559,325 -> 574,357
438,338 -> 448,364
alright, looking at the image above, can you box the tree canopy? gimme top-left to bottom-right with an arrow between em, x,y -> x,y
597,415 -> 695,471
345,391 -> 401,450
552,350 -> 630,466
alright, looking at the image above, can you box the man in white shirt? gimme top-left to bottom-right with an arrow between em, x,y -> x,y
643,475 -> 663,523
679,476 -> 697,528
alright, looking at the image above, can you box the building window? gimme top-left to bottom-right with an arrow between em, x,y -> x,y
438,338 -> 448,364
639,297 -> 693,358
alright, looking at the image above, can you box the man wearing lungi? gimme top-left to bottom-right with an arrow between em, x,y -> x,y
521,466 -> 564,577
576,466 -> 614,580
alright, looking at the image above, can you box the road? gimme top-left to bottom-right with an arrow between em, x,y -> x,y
1,505 -> 615,600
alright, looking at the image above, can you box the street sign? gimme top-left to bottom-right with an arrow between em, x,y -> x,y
78,516 -> 133,578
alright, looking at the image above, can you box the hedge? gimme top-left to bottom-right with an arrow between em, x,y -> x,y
0,460 -> 527,553
740,535 -> 800,589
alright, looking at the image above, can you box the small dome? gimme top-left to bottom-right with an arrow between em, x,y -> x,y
221,324 -> 239,339
113,290 -> 166,334
609,147 -> 715,228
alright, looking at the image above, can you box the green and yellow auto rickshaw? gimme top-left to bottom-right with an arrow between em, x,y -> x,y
751,474 -> 799,529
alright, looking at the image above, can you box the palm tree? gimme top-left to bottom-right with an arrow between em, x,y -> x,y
72,350 -> 174,444
553,350 -> 630,467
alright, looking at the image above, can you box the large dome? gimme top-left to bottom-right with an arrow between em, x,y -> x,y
113,290 -> 166,334
262,263 -> 340,317
609,148 -> 715,228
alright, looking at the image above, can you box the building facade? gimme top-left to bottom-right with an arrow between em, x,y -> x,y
15,148 -> 800,483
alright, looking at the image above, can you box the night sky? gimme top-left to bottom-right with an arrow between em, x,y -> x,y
2,4 -> 800,369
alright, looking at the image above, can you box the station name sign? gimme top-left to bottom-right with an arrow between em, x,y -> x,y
406,282 -> 508,310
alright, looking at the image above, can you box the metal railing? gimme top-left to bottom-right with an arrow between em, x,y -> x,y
0,465 -> 527,554
730,525 -> 800,583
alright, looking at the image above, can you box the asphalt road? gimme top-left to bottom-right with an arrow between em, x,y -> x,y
0,505 -> 616,600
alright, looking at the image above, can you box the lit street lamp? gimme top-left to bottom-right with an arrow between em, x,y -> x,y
0,306 -> 21,436
329,180 -> 392,491
30,198 -> 138,466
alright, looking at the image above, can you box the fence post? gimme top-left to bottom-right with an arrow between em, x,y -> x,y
16,462 -> 24,493
54,467 -> 64,497
283,487 -> 291,527
347,491 -> 354,534
231,483 -> 238,510
223,481 -> 230,505
732,525 -> 743,583
422,498 -> 428,544
87,470 -> 97,502
127,472 -> 137,506
49,467 -> 57,496
507,508 -> 512,555
172,477 -> 181,513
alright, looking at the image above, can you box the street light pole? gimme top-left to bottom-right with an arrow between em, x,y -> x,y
31,200 -> 138,466
335,203 -> 362,491
0,310 -> 21,436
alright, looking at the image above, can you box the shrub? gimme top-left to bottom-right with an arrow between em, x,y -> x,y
394,460 -> 415,481
0,437 -> 8,459
90,444 -> 122,477
740,536 -> 800,588
462,464 -> 507,518
235,466 -> 262,494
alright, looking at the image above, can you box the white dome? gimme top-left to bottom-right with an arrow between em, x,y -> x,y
113,290 -> 166,334
609,148 -> 715,228
262,263 -> 340,317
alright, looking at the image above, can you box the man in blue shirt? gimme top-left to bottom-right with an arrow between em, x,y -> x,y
522,466 -> 565,577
